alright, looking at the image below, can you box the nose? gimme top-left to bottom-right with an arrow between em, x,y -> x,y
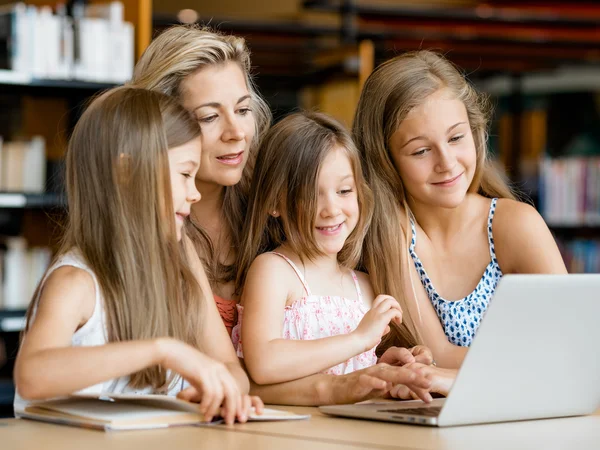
320,193 -> 341,218
188,182 -> 201,204
221,113 -> 245,142
435,144 -> 457,173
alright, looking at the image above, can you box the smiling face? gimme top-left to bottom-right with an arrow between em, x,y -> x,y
313,145 -> 360,256
181,61 -> 255,190
168,136 -> 202,241
388,88 -> 477,209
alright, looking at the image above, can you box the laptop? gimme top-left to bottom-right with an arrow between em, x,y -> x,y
320,274 -> 600,427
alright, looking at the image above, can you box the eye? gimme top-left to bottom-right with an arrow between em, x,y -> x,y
238,107 -> 252,116
411,148 -> 429,156
449,134 -> 464,143
181,173 -> 192,179
198,115 -> 217,124
338,188 -> 353,195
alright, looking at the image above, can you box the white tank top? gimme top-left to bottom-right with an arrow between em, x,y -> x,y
13,249 -> 189,413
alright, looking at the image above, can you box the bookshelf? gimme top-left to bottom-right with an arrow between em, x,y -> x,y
0,0 -> 152,417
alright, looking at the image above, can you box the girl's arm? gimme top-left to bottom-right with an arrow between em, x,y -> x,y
15,266 -> 161,399
241,253 -> 401,385
493,199 -> 568,274
183,236 -> 250,394
15,265 -> 245,423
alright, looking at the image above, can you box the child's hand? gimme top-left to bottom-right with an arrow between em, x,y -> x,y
378,345 -> 434,366
353,295 -> 402,352
158,338 -> 242,424
226,395 -> 264,423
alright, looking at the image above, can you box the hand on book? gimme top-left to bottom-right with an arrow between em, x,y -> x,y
177,387 -> 264,424
157,338 -> 245,424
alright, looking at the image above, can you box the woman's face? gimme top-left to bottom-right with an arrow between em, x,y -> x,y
181,61 -> 256,189
388,88 -> 477,209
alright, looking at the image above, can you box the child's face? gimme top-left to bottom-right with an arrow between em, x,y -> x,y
181,61 -> 255,189
314,146 -> 359,256
388,88 -> 477,209
169,137 -> 202,241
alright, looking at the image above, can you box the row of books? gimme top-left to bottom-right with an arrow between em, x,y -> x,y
539,157 -> 600,226
0,136 -> 46,193
0,237 -> 51,310
0,1 -> 133,83
559,240 -> 600,274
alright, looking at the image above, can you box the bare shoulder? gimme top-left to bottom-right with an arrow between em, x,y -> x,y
36,265 -> 96,325
492,198 -> 566,274
353,269 -> 376,303
493,198 -> 549,239
248,252 -> 295,277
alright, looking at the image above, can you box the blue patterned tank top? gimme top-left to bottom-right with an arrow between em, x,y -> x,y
409,198 -> 502,347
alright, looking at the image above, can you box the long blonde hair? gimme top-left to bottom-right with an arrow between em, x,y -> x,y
235,111 -> 373,296
353,50 -> 516,349
25,87 -> 205,390
131,24 -> 272,286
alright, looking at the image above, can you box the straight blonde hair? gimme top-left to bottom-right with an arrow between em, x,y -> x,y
353,50 -> 516,349
131,25 -> 272,286
235,111 -> 373,296
25,87 -> 205,390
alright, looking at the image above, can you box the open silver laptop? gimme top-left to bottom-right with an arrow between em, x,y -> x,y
320,274 -> 600,427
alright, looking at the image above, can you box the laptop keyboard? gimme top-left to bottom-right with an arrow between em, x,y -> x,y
379,407 -> 442,417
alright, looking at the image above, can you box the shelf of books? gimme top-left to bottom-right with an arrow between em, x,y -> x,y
0,0 -> 151,415
482,71 -> 600,274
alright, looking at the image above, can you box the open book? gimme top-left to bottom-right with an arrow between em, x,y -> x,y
15,393 -> 311,431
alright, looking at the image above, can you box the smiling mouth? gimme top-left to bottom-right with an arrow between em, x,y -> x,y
316,223 -> 343,232
216,151 -> 244,165
432,172 -> 463,185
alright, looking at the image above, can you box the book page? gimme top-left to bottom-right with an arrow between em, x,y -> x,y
36,398 -> 192,422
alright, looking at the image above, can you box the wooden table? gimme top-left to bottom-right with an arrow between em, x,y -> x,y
2,406 -> 600,450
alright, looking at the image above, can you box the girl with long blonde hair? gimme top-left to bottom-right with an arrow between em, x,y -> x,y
353,50 -> 566,371
14,87 -> 260,424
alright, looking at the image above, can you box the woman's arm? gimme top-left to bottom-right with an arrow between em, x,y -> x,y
250,363 -> 433,405
493,199 -> 568,274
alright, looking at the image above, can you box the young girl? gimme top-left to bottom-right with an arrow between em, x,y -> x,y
232,111 -> 432,401
353,50 -> 567,370
14,87 -> 260,424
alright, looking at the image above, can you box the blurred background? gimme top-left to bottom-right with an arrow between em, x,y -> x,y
0,0 -> 599,416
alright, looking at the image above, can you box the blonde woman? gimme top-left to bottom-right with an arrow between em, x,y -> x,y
14,87 -> 259,425
132,25 -> 271,336
353,50 -> 567,372
131,26 -> 435,406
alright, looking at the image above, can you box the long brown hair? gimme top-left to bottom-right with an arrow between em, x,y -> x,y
353,50 -> 516,349
235,111 -> 373,296
131,24 -> 272,287
25,87 -> 205,390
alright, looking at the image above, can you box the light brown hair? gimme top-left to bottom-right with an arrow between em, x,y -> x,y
131,24 -> 272,286
353,50 -> 516,349
25,87 -> 204,390
235,111 -> 373,296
